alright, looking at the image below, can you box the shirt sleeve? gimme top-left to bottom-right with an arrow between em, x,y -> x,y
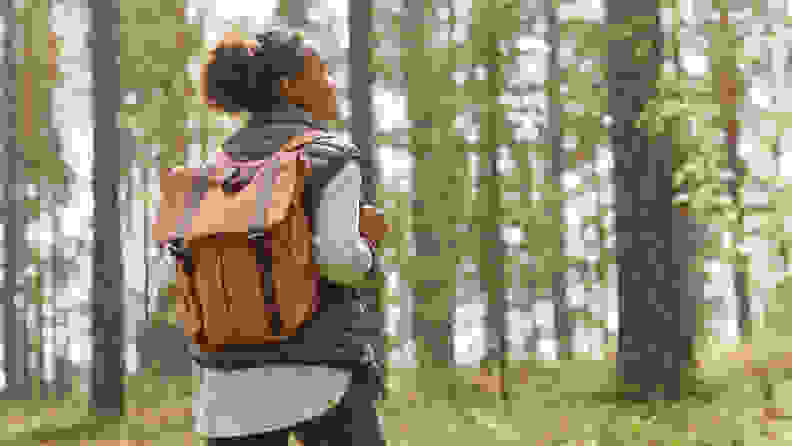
313,159 -> 374,274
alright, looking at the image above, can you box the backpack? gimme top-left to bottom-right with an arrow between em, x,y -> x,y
152,133 -> 318,353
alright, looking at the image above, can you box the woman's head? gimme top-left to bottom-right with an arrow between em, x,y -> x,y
200,31 -> 337,121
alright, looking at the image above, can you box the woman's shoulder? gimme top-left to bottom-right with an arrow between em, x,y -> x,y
304,133 -> 361,161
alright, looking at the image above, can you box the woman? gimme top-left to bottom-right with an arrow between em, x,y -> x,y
192,30 -> 386,445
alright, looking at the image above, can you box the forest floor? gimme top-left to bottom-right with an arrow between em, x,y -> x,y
3,337 -> 792,445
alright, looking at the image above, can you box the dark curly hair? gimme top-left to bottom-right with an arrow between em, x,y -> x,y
201,31 -> 312,114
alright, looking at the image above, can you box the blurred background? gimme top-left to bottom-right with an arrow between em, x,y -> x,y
1,0 -> 792,434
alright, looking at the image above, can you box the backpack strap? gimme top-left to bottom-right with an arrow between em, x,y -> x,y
166,238 -> 195,275
253,132 -> 316,336
219,133 -> 315,196
281,133 -> 316,153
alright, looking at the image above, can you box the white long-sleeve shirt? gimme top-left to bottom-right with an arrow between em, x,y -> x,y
313,159 -> 373,276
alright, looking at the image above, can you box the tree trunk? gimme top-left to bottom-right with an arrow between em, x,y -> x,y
279,0 -> 309,28
349,0 -> 386,372
479,10 -> 508,401
547,0 -> 572,363
2,0 -> 32,401
38,24 -> 59,402
404,0 -> 454,384
88,0 -> 125,417
718,8 -> 747,339
50,131 -> 69,400
607,0 -> 690,401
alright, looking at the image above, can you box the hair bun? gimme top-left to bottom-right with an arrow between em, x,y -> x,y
201,31 -> 308,115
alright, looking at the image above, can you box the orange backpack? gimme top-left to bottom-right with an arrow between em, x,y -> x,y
152,134 -> 318,353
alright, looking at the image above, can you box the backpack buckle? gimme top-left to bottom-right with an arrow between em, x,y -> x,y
167,239 -> 194,276
221,167 -> 242,193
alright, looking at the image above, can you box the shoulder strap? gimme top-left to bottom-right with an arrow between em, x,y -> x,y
221,133 -> 315,193
281,133 -> 316,153
304,136 -> 361,160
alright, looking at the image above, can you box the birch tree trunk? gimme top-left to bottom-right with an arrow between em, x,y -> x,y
88,0 -> 125,417
608,0 -> 690,401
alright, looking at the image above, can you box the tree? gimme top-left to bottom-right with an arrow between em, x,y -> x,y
717,3 -> 747,339
349,0 -> 387,373
607,0 -> 691,401
546,0 -> 572,363
88,0 -> 125,417
2,0 -> 33,401
279,0 -> 309,28
475,0 -> 511,404
403,0 -> 461,398
48,129 -> 71,401
38,24 -> 59,402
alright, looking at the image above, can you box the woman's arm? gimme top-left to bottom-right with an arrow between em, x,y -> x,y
313,159 -> 374,277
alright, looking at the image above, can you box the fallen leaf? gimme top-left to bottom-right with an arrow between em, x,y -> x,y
768,352 -> 792,370
519,368 -> 531,384
727,344 -> 752,362
8,415 -> 25,425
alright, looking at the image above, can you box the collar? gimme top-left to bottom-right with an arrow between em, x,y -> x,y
247,101 -> 328,132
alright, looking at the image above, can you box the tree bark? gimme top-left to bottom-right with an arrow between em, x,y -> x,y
404,0 -> 454,380
349,0 -> 386,373
280,0 -> 309,28
88,0 -> 125,417
50,132 -> 69,400
2,0 -> 32,401
607,0 -> 691,401
479,13 -> 508,402
38,24 -> 59,402
546,0 -> 572,362
718,8 -> 747,339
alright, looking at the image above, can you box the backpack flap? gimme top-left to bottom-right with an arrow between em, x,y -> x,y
152,132 -> 314,245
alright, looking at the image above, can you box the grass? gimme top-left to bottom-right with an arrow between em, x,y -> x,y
1,335 -> 791,445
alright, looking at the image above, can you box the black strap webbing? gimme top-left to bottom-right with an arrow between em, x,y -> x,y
249,232 -> 280,336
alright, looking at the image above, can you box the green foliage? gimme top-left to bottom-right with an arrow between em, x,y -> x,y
637,6 -> 743,230
567,309 -> 608,330
15,0 -> 68,188
119,0 -> 208,172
